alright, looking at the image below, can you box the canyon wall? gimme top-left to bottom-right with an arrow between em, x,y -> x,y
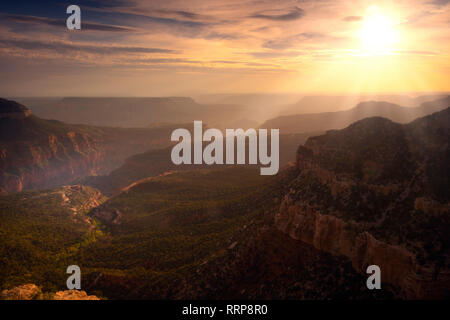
275,110 -> 450,299
275,192 -> 450,299
0,131 -> 105,192
0,98 -> 180,193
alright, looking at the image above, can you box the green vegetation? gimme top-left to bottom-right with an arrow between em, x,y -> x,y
0,186 -> 107,291
0,167 -> 292,298
78,167 -> 290,298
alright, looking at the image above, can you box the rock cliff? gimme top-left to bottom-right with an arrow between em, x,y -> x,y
0,98 -> 180,193
275,109 -> 450,299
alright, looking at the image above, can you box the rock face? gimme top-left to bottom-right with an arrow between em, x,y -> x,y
0,117 -> 105,192
276,195 -> 450,299
0,98 -> 181,193
275,108 -> 450,299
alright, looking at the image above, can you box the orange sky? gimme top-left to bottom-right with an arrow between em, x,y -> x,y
0,0 -> 448,96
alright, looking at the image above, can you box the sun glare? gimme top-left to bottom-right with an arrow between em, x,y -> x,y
359,5 -> 399,54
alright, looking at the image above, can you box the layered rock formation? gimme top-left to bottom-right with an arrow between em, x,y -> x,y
275,108 -> 450,299
276,194 -> 450,299
0,98 -> 181,193
0,101 -> 106,192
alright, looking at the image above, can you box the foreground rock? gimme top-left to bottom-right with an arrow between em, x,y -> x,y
53,290 -> 100,300
0,284 -> 42,300
1,284 -> 100,300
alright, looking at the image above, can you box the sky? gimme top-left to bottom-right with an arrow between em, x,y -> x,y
0,0 -> 448,96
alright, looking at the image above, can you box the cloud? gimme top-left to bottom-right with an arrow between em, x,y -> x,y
211,60 -> 240,64
129,13 -> 208,29
125,58 -> 273,67
262,32 -> 328,50
1,14 -> 134,32
342,16 -> 363,22
91,8 -> 241,41
81,0 -> 131,8
394,50 -> 438,56
0,38 -> 178,55
125,58 -> 200,64
204,32 -> 240,40
427,0 -> 450,7
0,10 -> 239,44
1,10 -> 212,36
250,7 -> 304,21
249,51 -> 303,58
154,9 -> 206,21
91,9 -> 210,30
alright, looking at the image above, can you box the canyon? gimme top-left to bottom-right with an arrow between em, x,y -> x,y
0,97 -> 448,300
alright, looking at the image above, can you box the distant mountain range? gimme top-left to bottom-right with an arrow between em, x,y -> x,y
15,94 -> 449,132
2,96 -> 448,193
262,96 -> 450,134
17,97 -> 259,129
279,94 -> 448,116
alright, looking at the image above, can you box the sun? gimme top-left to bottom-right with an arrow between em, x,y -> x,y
359,5 -> 399,54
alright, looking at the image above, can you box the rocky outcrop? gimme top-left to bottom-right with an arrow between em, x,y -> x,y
0,284 -> 100,300
275,194 -> 450,299
58,185 -> 106,212
275,110 -> 450,299
53,290 -> 100,300
0,284 -> 42,300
